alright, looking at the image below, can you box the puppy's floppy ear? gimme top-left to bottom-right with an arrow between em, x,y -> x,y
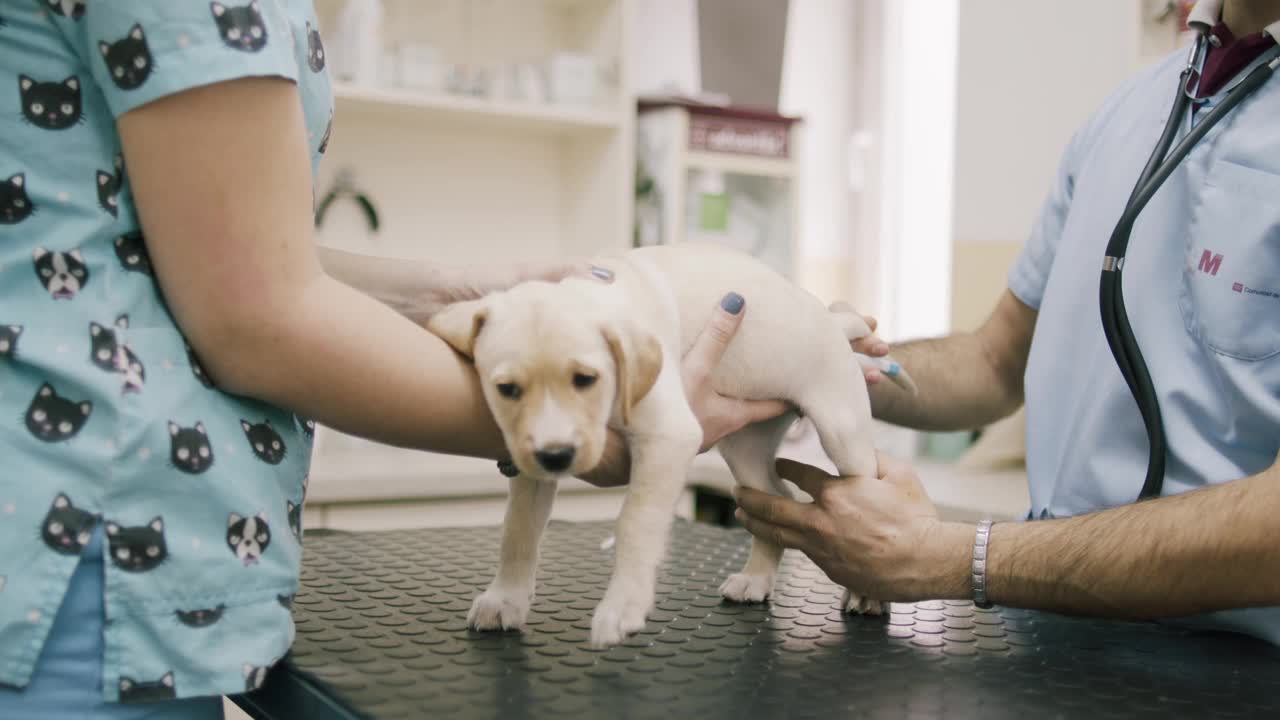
427,299 -> 490,359
602,321 -> 663,426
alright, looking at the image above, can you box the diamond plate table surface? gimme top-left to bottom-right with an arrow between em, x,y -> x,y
235,520 -> 1280,720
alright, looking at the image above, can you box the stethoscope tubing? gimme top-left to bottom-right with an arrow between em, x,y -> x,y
1098,32 -> 1279,502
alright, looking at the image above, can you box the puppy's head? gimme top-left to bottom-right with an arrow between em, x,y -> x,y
429,282 -> 662,479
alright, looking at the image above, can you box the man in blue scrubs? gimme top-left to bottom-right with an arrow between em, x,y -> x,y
735,0 -> 1280,644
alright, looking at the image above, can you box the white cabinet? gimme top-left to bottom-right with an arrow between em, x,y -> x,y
635,101 -> 801,279
306,0 -> 639,530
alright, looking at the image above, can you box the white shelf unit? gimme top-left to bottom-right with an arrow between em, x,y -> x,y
635,102 -> 802,280
331,82 -> 624,136
307,0 -> 643,529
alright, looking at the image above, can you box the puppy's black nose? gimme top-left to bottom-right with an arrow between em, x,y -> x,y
535,447 -> 575,472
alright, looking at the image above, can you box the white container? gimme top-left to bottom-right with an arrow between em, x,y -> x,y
547,52 -> 598,106
334,0 -> 384,85
397,43 -> 442,92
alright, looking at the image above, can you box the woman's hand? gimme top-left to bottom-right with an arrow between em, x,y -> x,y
734,452 -> 972,602
575,292 -> 791,487
684,293 -> 791,452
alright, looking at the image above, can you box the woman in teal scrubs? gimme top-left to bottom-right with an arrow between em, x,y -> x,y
0,1 -> 789,717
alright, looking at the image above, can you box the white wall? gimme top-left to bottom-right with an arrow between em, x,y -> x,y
952,0 -> 1143,249
948,0 -> 1153,330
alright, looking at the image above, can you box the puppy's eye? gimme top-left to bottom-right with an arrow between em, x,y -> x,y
496,382 -> 522,400
572,372 -> 598,390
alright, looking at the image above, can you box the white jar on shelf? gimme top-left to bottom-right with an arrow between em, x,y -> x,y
333,0 -> 384,86
547,52 -> 598,106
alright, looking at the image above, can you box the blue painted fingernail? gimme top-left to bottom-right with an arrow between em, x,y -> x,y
590,265 -> 614,281
885,362 -> 901,376
720,292 -> 744,315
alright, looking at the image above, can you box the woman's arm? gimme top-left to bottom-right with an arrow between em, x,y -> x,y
119,77 -> 508,457
316,246 -> 607,324
120,77 -> 785,464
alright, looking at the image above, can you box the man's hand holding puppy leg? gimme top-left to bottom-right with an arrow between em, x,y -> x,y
735,452 -> 971,602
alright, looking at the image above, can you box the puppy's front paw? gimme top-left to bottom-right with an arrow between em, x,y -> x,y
468,588 -> 531,631
719,573 -> 774,603
589,595 -> 650,648
841,588 -> 884,615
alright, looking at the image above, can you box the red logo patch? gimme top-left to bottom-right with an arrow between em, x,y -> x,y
1233,282 -> 1244,293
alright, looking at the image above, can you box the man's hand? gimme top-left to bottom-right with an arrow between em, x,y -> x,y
829,300 -> 890,385
734,452 -> 972,602
683,293 -> 791,452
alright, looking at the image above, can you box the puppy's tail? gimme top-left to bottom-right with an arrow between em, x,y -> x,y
832,309 -> 919,396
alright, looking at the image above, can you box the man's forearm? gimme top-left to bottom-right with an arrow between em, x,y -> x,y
986,467 -> 1280,617
871,333 -> 1021,431
870,290 -> 1035,432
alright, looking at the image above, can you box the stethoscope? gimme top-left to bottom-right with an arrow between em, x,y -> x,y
1100,24 -> 1280,501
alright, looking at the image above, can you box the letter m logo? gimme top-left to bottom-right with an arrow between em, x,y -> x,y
1198,249 -> 1223,276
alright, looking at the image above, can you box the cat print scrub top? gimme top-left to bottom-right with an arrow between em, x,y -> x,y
0,0 -> 331,703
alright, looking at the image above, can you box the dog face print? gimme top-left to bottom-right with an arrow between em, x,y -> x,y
227,512 -> 271,566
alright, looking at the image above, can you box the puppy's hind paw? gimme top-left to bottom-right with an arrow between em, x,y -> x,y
841,588 -> 884,616
719,573 -> 774,604
468,588 -> 531,632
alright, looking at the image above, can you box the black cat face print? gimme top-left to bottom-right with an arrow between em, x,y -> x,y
90,316 -> 146,394
286,500 -> 301,542
306,21 -> 325,72
241,419 -> 286,464
41,493 -> 97,556
97,154 -> 124,217
25,383 -> 92,443
19,75 -> 82,130
114,232 -> 152,275
105,517 -> 167,573
175,604 -> 226,628
0,173 -> 34,224
168,421 -> 214,474
212,2 -> 268,52
99,24 -> 154,91
227,512 -> 270,566
44,0 -> 85,20
33,248 -> 89,300
0,325 -> 21,359
118,673 -> 175,703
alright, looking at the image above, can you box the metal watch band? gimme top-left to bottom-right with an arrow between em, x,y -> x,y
972,520 -> 994,609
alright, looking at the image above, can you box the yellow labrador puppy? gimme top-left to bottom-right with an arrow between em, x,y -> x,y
429,243 -> 915,647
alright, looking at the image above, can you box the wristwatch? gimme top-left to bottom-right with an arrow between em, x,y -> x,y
971,520 -> 994,609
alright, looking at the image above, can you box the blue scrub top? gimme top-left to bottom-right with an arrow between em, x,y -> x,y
0,0 -> 330,703
1010,45 -> 1280,643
